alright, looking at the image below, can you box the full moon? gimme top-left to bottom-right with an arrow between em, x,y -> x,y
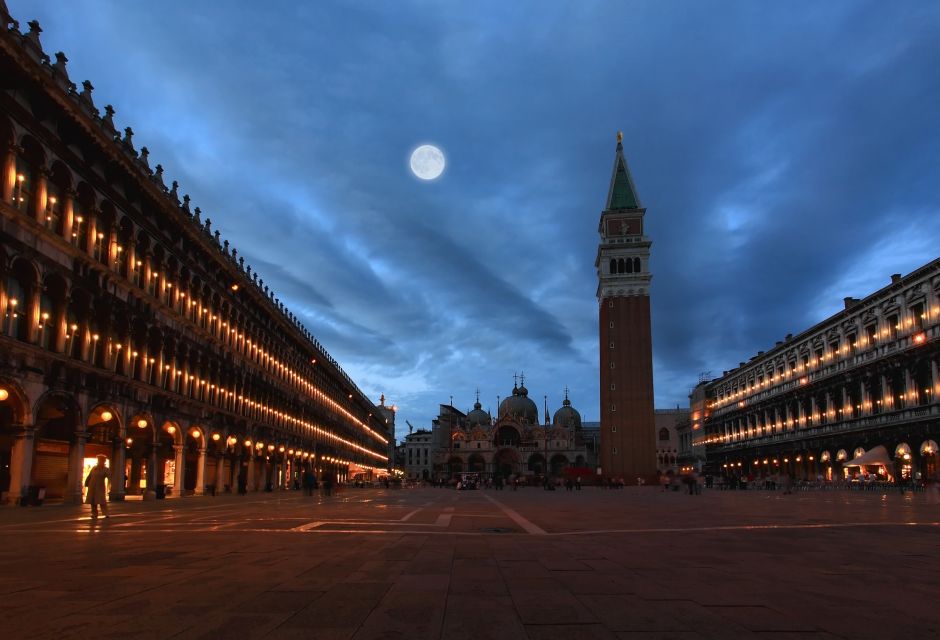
410,144 -> 445,180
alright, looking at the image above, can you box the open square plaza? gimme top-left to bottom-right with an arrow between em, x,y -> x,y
1,486 -> 938,639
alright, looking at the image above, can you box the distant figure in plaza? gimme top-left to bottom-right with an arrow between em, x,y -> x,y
782,472 -> 793,495
575,476 -> 582,491
237,468 -> 248,495
660,474 -> 669,492
84,454 -> 110,519
303,469 -> 316,496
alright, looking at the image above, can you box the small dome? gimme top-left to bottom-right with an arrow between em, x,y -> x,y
467,400 -> 491,427
552,391 -> 581,430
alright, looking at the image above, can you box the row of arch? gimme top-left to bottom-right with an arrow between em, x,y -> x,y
609,257 -> 642,275
0,379 -> 354,502
713,439 -> 939,482
444,450 -> 587,477
712,358 -> 938,445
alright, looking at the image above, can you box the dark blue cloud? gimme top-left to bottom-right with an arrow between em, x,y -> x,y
11,0 -> 940,440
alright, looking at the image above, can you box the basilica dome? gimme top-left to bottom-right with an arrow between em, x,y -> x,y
467,401 -> 491,427
499,384 -> 539,424
552,396 -> 582,430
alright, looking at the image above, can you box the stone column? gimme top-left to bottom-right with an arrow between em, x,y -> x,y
143,443 -> 157,500
173,444 -> 185,497
785,404 -> 793,431
195,448 -> 206,495
215,453 -> 226,493
842,386 -> 850,420
2,146 -> 14,202
62,194 -> 74,244
5,425 -> 34,506
26,280 -> 40,344
860,381 -> 869,416
33,170 -> 47,225
247,453 -> 255,491
110,437 -> 126,501
904,368 -> 915,406
881,375 -> 891,411
931,359 -> 939,400
65,431 -> 87,505
809,397 -> 817,425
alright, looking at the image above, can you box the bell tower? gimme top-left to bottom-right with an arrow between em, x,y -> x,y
595,132 -> 656,480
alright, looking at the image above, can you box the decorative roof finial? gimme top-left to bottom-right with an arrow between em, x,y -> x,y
101,104 -> 116,134
23,20 -> 44,59
138,146 -> 151,171
616,131 -> 623,144
122,127 -> 136,156
78,80 -> 96,112
153,163 -> 165,189
52,52 -> 72,90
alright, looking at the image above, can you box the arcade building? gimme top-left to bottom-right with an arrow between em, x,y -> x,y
0,7 -> 390,504
702,260 -> 940,484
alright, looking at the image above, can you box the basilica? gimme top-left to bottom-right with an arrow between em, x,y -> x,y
429,379 -> 590,481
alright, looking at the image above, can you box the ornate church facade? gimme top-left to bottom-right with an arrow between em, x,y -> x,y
434,379 -> 590,480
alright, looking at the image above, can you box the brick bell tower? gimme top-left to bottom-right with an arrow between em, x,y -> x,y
595,132 -> 656,481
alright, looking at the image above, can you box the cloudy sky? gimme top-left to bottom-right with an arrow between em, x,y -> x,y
12,1 -> 940,440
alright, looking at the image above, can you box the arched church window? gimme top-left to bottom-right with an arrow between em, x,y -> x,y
659,428 -> 670,441
626,259 -> 633,273
609,259 -> 616,274
617,258 -> 625,274
634,257 -> 641,273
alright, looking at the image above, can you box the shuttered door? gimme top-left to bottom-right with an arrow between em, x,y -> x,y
204,456 -> 218,492
31,450 -> 69,499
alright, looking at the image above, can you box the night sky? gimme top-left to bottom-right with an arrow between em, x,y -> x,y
11,1 -> 940,441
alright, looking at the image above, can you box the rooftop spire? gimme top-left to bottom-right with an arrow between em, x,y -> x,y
605,131 -> 641,210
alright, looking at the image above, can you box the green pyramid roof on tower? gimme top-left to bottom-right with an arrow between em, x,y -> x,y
605,134 -> 641,210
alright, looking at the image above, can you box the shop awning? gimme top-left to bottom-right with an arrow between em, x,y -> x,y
843,445 -> 892,467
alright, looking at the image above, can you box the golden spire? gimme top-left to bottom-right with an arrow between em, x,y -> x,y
616,131 -> 623,143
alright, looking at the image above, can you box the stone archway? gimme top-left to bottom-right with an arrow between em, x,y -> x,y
86,404 -> 123,501
527,453 -> 545,475
125,414 -> 156,496
468,453 -> 485,473
550,454 -> 569,477
183,426 -> 204,494
495,448 -> 519,478
32,393 -> 81,501
0,380 -> 29,501
158,421 -> 180,496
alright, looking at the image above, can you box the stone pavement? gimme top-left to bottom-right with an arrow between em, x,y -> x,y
0,486 -> 938,639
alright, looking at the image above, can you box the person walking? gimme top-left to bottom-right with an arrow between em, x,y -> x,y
237,467 -> 248,495
84,454 -> 111,519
